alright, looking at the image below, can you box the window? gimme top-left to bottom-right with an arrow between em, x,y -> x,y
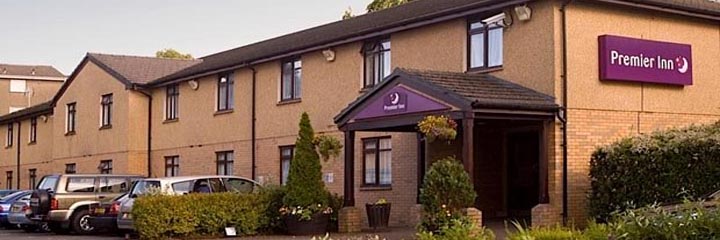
165,84 -> 179,120
469,13 -> 505,70
165,156 -> 180,177
281,59 -> 302,101
217,73 -> 234,111
363,137 -> 392,186
6,123 -> 12,147
99,177 -> 128,193
224,178 -> 256,193
216,151 -> 234,175
171,181 -> 192,194
280,146 -> 295,185
363,39 -> 391,88
99,160 -> 112,174
100,94 -> 113,128
66,103 -> 76,134
29,169 -> 36,189
9,80 -> 26,93
65,163 -> 77,174
66,177 -> 95,193
5,171 -> 12,189
29,117 -> 37,143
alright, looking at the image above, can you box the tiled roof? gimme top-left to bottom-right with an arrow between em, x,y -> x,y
151,0 -> 529,85
401,69 -> 558,111
0,64 -> 65,79
0,101 -> 53,124
87,53 -> 202,85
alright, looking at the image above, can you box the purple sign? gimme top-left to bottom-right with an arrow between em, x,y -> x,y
599,35 -> 692,85
355,85 -> 450,120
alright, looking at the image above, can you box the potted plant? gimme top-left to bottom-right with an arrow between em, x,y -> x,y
366,198 -> 391,230
417,115 -> 458,142
313,135 -> 343,162
281,112 -> 333,235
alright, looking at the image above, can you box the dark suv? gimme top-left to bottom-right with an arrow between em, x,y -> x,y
29,174 -> 142,234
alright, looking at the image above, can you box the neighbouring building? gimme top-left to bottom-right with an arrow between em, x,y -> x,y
1,0 -> 719,230
0,64 -> 65,115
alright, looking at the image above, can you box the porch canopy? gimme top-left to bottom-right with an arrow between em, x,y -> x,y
334,68 -> 559,207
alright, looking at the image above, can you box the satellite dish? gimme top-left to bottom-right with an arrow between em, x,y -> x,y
188,80 -> 199,90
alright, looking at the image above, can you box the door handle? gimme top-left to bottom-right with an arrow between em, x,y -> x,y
98,196 -> 107,199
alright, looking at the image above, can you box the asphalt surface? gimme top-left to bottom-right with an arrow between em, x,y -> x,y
0,229 -> 125,239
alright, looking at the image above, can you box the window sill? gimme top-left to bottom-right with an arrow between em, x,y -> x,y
360,185 -> 392,191
4,145 -> 12,149
99,125 -> 112,130
65,131 -> 76,136
27,142 -> 36,146
163,119 -> 179,124
277,99 -> 301,106
214,109 -> 234,116
467,66 -> 503,74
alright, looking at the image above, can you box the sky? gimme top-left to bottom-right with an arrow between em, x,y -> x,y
0,0 -> 370,74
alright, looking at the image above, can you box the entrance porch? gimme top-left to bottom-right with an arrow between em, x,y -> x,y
334,69 -> 558,232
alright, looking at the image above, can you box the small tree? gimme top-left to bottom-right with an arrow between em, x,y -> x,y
283,112 -> 328,208
156,48 -> 194,60
419,156 -> 477,232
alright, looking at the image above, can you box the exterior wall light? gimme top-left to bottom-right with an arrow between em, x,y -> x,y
322,49 -> 336,62
188,79 -> 199,90
514,4 -> 532,21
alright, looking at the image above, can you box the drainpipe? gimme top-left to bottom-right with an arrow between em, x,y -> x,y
250,67 -> 257,181
134,86 -> 153,178
560,0 -> 573,226
16,121 -> 21,189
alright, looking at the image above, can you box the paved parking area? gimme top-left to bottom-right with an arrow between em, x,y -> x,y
0,229 -> 124,239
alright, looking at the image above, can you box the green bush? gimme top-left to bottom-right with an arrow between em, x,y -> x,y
419,156 -> 477,232
590,122 -> 720,220
506,222 -> 581,240
417,217 -> 495,240
132,193 -> 265,239
284,112 -> 329,208
606,201 -> 720,240
258,185 -> 287,233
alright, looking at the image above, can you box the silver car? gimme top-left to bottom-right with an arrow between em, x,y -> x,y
117,175 -> 259,231
8,193 -> 49,232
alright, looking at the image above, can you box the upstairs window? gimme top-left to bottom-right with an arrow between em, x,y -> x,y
6,123 -> 12,147
363,39 -> 391,88
217,73 -> 234,111
29,117 -> 37,143
469,13 -> 505,70
166,84 -> 179,120
66,103 -> 76,134
100,94 -> 113,128
281,59 -> 302,101
9,80 -> 26,93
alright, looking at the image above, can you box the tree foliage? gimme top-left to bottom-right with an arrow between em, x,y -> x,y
283,112 -> 329,207
366,0 -> 415,13
419,156 -> 477,232
155,48 -> 194,60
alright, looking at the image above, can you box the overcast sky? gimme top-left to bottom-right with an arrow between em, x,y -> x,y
0,0 -> 370,74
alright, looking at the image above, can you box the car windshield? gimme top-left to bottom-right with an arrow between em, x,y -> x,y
0,191 -> 25,201
0,190 -> 16,198
36,176 -> 59,191
130,180 -> 161,197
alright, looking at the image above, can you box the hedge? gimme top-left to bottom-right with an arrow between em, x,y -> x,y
132,192 -> 267,239
589,122 -> 720,220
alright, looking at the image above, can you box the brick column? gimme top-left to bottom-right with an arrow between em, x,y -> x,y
338,206 -> 361,233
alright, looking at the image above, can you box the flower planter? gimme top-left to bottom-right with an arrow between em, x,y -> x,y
366,203 -> 391,230
284,212 -> 330,236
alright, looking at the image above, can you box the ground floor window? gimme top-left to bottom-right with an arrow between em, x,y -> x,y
65,163 -> 77,174
363,137 -> 392,186
99,160 -> 112,174
165,156 -> 180,177
216,151 -> 234,175
5,171 -> 12,189
280,146 -> 295,185
29,169 -> 36,189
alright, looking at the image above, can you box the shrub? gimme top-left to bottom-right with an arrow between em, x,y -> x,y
419,156 -> 477,232
417,217 -> 495,240
589,122 -> 720,220
283,112 -> 329,208
258,184 -> 287,233
606,201 -> 720,240
132,192 -> 265,239
506,222 -> 581,240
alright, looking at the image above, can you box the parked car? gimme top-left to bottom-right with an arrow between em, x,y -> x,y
0,190 -> 32,228
87,193 -> 128,232
117,175 -> 259,231
0,190 -> 18,198
8,192 -> 49,233
28,174 -> 143,234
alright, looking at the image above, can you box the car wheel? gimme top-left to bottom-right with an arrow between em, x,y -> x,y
39,222 -> 50,232
48,222 -> 69,234
70,209 -> 94,235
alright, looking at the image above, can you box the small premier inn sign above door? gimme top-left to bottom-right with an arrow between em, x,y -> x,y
354,85 -> 450,120
599,35 -> 692,86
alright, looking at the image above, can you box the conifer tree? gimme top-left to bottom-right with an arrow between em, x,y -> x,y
283,112 -> 328,207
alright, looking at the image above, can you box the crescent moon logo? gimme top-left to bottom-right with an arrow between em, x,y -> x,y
677,57 -> 689,74
390,92 -> 400,105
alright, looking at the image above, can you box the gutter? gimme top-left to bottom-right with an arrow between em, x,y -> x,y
250,67 -> 257,181
560,0 -> 573,226
588,0 -> 720,22
134,86 -> 153,177
16,121 -> 21,189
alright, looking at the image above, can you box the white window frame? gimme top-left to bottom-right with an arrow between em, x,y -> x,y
9,80 -> 26,93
